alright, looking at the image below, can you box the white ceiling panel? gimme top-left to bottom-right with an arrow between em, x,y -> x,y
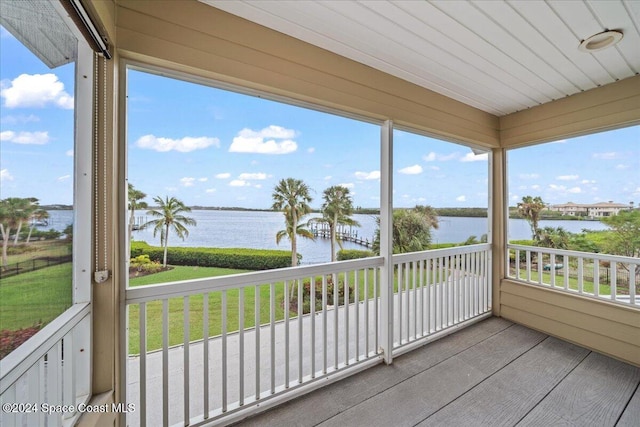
204,0 -> 640,116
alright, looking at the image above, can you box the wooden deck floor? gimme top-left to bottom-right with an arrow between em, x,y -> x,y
236,317 -> 640,427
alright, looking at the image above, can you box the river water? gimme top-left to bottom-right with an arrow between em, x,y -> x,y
46,210 -> 610,264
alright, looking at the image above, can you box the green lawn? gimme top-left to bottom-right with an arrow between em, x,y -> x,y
513,268 -> 613,295
127,266 -> 381,354
0,263 -> 73,331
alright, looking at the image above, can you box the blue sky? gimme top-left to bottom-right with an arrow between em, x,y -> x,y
2,27 -> 638,209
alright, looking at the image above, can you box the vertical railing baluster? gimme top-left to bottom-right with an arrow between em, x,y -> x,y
202,294 -> 209,418
374,269 -> 379,353
298,279 -> 303,383
322,275 -> 328,374
27,363 -> 41,425
310,275 -> 316,377
255,284 -> 260,400
238,288 -> 244,406
184,296 -> 191,421
538,251 -> 543,285
594,260 -> 600,297
526,250 -> 531,282
516,249 -> 521,280
333,273 -> 338,370
398,262 -> 403,344
426,258 -> 431,334
439,257 -> 444,330
354,269 -> 360,360
364,268 -> 370,356
412,261 -> 417,340
629,264 -> 636,305
284,280 -> 290,387
444,255 -> 450,326
563,255 -> 569,290
419,260 -> 424,337
270,283 -> 276,393
162,299 -> 169,427
1,384 -> 16,427
404,263 -> 410,342
62,331 -> 74,420
139,303 -> 147,427
610,262 -> 617,301
578,257 -> 584,294
221,292 -> 227,412
344,271 -> 350,364
461,253 -> 467,321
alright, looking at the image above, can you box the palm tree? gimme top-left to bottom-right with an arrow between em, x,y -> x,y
312,185 -> 360,262
272,178 -> 314,267
26,208 -> 49,243
517,196 -> 546,241
128,183 -> 148,242
12,197 -> 37,245
141,196 -> 196,267
372,205 -> 439,254
0,197 -> 33,268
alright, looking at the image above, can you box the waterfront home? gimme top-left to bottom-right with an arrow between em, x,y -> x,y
549,201 -> 634,218
1,1 -> 638,426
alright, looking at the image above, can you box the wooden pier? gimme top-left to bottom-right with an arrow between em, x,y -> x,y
310,225 -> 372,249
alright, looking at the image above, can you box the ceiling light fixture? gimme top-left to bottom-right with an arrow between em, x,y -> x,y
578,30 -> 623,52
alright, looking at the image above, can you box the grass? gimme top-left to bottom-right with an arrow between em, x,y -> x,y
512,267 -> 613,296
127,266 -> 381,354
6,240 -> 71,264
0,263 -> 72,331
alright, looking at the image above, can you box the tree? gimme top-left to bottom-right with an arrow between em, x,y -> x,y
373,205 -> 439,254
311,185 -> 360,262
537,226 -> 570,249
272,178 -> 314,267
600,210 -> 640,258
26,208 -> 49,244
142,196 -> 196,267
0,198 -> 32,268
11,197 -> 37,245
517,196 -> 546,241
128,183 -> 148,242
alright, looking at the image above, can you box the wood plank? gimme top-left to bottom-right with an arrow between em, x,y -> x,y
240,317 -> 513,426
518,352 -> 640,426
617,384 -> 640,427
418,337 -> 589,426
316,325 -> 546,427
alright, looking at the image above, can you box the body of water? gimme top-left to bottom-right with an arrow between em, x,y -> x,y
46,210 -> 610,264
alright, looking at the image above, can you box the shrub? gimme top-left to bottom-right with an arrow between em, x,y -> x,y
290,276 -> 355,314
130,241 -> 292,270
129,254 -> 163,275
337,249 -> 375,261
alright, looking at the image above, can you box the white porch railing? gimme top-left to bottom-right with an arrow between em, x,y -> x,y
392,244 -> 492,356
507,244 -> 639,307
125,244 -> 492,427
0,303 -> 91,427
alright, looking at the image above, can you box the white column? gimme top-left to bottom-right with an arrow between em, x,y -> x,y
380,120 -> 394,364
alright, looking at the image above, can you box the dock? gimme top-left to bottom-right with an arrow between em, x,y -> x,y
310,224 -> 372,248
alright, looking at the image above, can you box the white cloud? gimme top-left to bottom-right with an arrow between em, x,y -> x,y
215,173 -> 231,179
519,173 -> 540,179
592,152 -> 618,160
549,184 -> 566,191
460,152 -> 488,162
229,179 -> 249,187
1,130 -> 49,145
338,183 -> 355,189
136,134 -> 220,152
66,149 -> 74,157
198,177 -> 208,182
615,164 -> 629,170
324,175 -> 332,181
456,195 -> 466,202
557,175 -> 579,181
355,170 -> 381,180
531,184 -> 541,190
1,73 -> 73,109
423,151 -> 459,162
205,188 -> 216,193
581,179 -> 596,184
399,165 -> 423,175
1,114 -> 39,125
57,174 -> 71,182
567,187 -> 582,194
229,125 -> 298,154
0,169 -> 13,181
180,177 -> 196,187
238,172 -> 268,180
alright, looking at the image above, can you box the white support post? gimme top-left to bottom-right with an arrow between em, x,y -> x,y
380,120 -> 394,364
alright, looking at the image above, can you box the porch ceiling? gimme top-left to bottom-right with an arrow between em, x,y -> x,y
203,0 -> 640,117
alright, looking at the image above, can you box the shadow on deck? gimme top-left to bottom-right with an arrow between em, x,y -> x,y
237,317 -> 640,426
